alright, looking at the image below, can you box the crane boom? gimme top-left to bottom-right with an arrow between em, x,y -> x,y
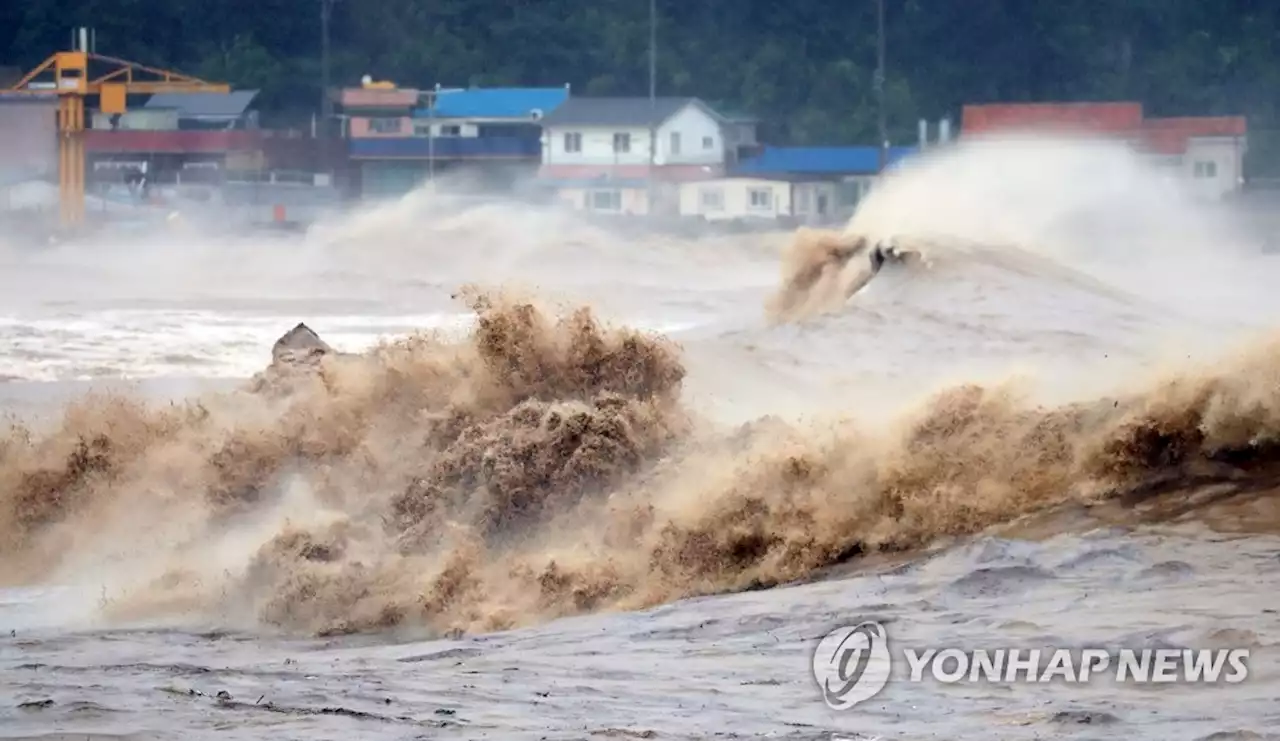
2,50 -> 230,230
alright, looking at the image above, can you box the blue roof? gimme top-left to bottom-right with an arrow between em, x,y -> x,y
734,146 -> 917,176
414,87 -> 569,119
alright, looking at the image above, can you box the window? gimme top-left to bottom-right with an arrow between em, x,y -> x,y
440,124 -> 461,137
590,189 -> 622,212
564,132 -> 582,153
1194,161 -> 1218,178
613,132 -> 631,154
413,122 -> 432,137
669,132 -> 681,156
702,136 -> 714,150
368,117 -> 402,134
748,187 -> 773,210
699,187 -> 724,211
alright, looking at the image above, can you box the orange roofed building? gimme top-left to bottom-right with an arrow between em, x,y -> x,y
960,102 -> 1247,199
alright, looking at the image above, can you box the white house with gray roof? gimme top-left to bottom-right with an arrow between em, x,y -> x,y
537,96 -> 757,215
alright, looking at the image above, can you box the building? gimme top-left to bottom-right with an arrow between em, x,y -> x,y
343,83 -> 569,198
84,90 -> 263,186
336,82 -> 423,197
678,176 -> 795,222
679,146 -> 917,223
139,91 -> 261,130
960,102 -> 1248,199
0,94 -> 58,189
537,97 -> 754,215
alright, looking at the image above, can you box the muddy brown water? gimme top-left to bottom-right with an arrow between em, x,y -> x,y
4,166 -> 1280,739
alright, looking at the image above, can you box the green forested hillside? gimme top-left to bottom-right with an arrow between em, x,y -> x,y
3,0 -> 1278,156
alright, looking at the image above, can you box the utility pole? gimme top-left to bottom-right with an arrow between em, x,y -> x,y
429,84 -> 437,183
647,0 -> 657,217
875,0 -> 887,174
320,0 -> 340,184
321,0 -> 339,124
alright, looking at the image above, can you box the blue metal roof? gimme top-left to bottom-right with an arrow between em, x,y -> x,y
734,145 -> 917,175
414,87 -> 569,119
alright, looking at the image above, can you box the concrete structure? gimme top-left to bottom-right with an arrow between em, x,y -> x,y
0,95 -> 58,188
537,96 -> 752,214
961,102 -> 1248,199
343,85 -> 569,198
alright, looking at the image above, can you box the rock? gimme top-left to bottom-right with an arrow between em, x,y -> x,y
248,322 -> 351,394
1049,710 -> 1120,725
271,322 -> 335,368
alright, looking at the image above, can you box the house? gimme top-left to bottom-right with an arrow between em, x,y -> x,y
960,102 -> 1248,199
335,82 -> 422,197
420,85 -> 569,138
1138,116 -> 1248,199
344,84 -> 569,198
678,176 -> 794,222
680,145 -> 917,223
537,96 -> 754,214
338,82 -> 422,138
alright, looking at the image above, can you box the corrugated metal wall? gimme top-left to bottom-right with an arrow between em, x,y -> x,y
0,99 -> 56,185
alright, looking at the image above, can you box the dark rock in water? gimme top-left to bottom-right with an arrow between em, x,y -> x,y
248,322 -> 352,394
271,322 -> 335,367
1049,710 -> 1120,725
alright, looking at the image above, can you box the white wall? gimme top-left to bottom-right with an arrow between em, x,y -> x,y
1182,137 -> 1245,199
542,125 -> 652,165
679,178 -> 791,220
558,185 -> 650,214
542,103 -> 729,166
655,105 -> 726,165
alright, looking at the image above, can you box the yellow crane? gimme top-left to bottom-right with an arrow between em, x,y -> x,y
1,49 -> 229,230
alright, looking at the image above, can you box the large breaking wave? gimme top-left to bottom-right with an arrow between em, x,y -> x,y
2,135 -> 1279,638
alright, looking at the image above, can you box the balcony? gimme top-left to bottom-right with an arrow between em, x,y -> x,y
348,136 -> 541,160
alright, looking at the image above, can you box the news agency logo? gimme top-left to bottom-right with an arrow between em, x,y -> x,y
811,620 -> 1250,710
811,621 -> 893,710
